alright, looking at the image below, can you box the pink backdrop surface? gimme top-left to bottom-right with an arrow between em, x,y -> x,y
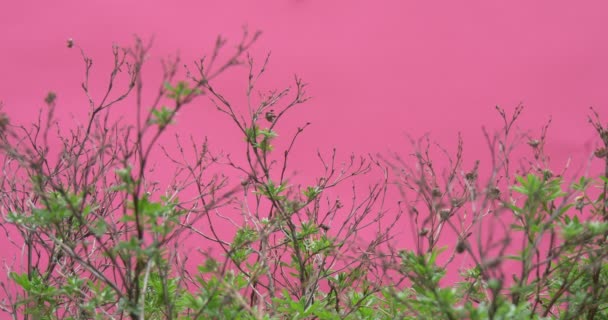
1,0 -> 608,309
2,1 -> 607,154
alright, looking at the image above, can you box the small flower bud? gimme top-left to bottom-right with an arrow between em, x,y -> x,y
66,38 -> 74,48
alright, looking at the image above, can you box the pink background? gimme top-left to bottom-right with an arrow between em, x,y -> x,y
1,0 -> 607,305
2,1 -> 606,156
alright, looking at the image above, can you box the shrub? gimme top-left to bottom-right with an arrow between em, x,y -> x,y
0,31 -> 607,319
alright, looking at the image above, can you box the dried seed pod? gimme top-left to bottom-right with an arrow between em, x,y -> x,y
336,199 -> 343,209
456,240 -> 467,253
465,171 -> 477,182
487,187 -> 501,200
44,92 -> 57,106
527,139 -> 540,148
594,148 -> 607,159
0,113 -> 8,132
575,195 -> 585,210
483,258 -> 501,269
465,161 -> 480,182
431,188 -> 442,198
265,109 -> 276,123
451,197 -> 466,207
439,208 -> 451,221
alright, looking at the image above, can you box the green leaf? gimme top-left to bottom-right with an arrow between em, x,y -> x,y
149,106 -> 175,128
